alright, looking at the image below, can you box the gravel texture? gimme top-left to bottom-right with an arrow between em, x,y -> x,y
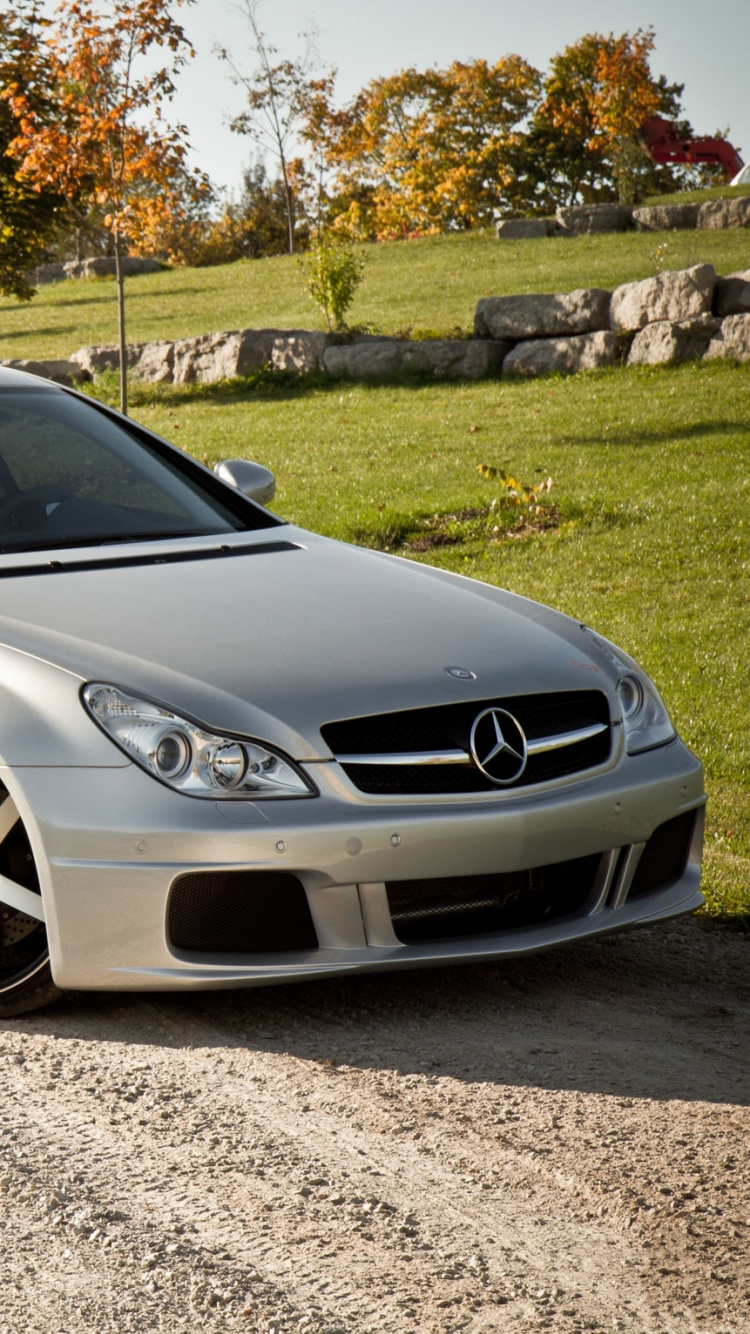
0,916 -> 748,1334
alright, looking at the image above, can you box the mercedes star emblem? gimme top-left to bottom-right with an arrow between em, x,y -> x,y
469,707 -> 528,785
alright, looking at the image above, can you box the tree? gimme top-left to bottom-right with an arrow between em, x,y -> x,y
309,58 -> 542,238
0,3 -> 67,300
7,0 -> 203,414
591,31 -> 664,203
218,0 -> 332,256
519,30 -> 686,211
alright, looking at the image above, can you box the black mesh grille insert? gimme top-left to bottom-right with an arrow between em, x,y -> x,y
628,811 -> 696,899
386,853 -> 602,943
168,871 -> 318,954
322,691 -> 611,795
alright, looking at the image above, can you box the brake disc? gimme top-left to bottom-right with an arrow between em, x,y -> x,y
2,910 -> 39,947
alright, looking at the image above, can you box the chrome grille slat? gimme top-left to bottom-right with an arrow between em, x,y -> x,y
323,690 -> 612,795
336,721 -> 609,770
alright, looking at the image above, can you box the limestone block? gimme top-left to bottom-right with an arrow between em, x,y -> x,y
401,339 -> 509,378
610,265 -> 715,332
704,314 -> 750,362
29,263 -> 68,285
555,204 -> 633,235
502,330 -> 620,377
475,289 -> 611,340
632,203 -> 700,231
70,344 -> 145,375
269,331 -> 332,372
714,270 -> 750,317
495,218 -> 551,240
627,317 -> 721,366
131,341 -> 176,383
0,358 -> 92,385
697,197 -> 750,230
322,341 -> 405,377
171,331 -> 247,384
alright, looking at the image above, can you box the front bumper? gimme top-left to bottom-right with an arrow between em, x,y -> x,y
5,736 -> 705,991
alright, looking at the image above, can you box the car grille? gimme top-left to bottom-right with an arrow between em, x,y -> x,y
321,690 -> 611,795
628,811 -> 696,899
386,853 -> 602,943
167,870 -> 318,954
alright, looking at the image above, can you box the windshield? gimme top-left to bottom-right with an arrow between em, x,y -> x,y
0,389 -> 268,554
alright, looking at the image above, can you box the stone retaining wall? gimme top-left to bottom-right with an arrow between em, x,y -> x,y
496,196 -> 750,240
3,264 -> 749,389
27,256 -> 163,284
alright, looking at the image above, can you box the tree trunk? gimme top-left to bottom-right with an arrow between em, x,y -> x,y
114,231 -> 128,417
280,153 -> 295,254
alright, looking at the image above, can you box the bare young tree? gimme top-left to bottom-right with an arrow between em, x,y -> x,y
218,1 -> 331,255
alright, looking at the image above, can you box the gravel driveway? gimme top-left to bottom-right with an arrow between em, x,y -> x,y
1,917 -> 748,1334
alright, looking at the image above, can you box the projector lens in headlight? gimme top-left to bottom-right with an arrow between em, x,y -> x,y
82,684 -> 315,799
581,628 -> 676,754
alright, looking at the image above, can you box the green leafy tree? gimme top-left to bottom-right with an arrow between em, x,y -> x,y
301,233 -> 364,330
0,3 -> 67,300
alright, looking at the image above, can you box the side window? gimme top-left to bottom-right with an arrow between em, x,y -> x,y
0,408 -> 183,516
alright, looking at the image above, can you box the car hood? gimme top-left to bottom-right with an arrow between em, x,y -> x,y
0,529 -> 613,760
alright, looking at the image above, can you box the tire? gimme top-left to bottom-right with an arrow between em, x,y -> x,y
0,785 -> 61,1017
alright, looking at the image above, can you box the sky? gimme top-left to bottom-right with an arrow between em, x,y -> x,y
172,0 -> 750,197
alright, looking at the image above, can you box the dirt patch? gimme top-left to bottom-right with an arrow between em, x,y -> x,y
1,917 -> 748,1333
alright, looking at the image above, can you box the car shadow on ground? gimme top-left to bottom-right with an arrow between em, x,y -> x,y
9,917 -> 749,1108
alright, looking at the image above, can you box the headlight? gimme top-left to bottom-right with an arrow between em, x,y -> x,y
82,684 -> 316,799
581,628 -> 676,754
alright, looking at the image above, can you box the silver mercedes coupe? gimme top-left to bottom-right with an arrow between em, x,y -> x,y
0,365 -> 705,1015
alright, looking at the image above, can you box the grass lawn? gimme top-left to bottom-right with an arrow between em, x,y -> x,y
643,182 -> 750,206
1,226 -> 750,361
85,358 -> 750,928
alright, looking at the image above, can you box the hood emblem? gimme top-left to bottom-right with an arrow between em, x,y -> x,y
470,708 -> 528,785
445,666 -> 476,680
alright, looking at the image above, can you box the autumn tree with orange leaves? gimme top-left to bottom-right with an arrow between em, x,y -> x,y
521,30 -> 685,211
7,0 -> 203,414
0,3 -> 68,300
307,58 -> 542,239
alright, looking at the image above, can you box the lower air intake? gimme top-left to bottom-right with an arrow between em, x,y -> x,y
386,853 -> 602,944
628,811 -> 696,899
168,870 -> 318,954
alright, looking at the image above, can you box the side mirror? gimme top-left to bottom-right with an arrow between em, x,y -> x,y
214,458 -> 276,507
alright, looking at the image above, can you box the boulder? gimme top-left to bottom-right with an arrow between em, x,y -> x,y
556,204 -> 633,235
475,288 -> 611,340
697,197 -> 750,230
28,263 -> 68,286
402,339 -> 509,378
131,341 -> 175,383
495,218 -> 552,240
704,314 -> 750,362
63,256 -> 163,279
172,331 -> 246,384
627,316 -> 721,366
0,357 -> 92,386
610,265 -> 716,332
714,269 -> 750,317
323,340 -> 405,377
269,331 -> 331,373
632,203 -> 700,231
70,343 -> 145,375
503,330 -> 620,377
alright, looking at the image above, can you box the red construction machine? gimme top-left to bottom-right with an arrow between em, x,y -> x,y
641,116 -> 744,179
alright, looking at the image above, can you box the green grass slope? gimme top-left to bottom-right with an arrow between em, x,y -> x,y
1,226 -> 750,361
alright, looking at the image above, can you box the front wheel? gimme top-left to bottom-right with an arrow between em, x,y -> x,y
0,785 -> 61,1016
